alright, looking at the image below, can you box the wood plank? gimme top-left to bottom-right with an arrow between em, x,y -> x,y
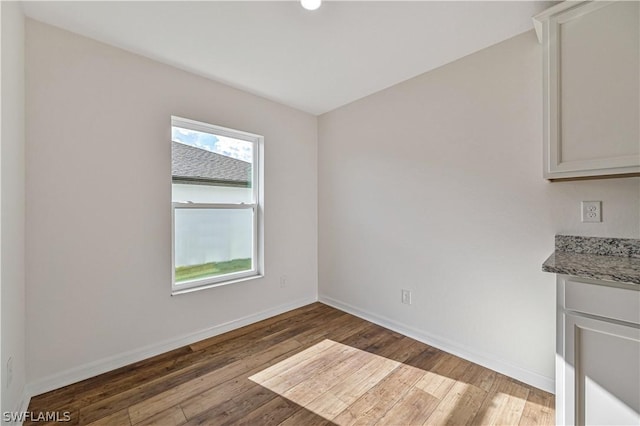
289,310 -> 353,344
278,407 -> 334,426
374,336 -> 432,363
414,352 -> 471,399
248,339 -> 336,383
376,386 -> 440,426
473,376 -> 530,425
182,397 -> 242,426
519,387 -> 555,426
458,360 -> 498,393
318,315 -> 372,344
233,396 -> 299,426
85,408 -> 131,426
281,344 -> 375,406
424,381 -> 488,425
180,371 -> 258,419
403,344 -> 445,372
255,342 -> 358,394
304,390 -> 350,421
134,406 -> 186,426
184,381 -> 276,425
414,370 -> 458,400
431,353 -> 472,378
316,353 -> 398,414
336,323 -> 398,352
333,363 -> 426,426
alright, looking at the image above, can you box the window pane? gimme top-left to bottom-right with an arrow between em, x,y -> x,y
172,183 -> 252,204
172,126 -> 254,204
174,208 -> 254,284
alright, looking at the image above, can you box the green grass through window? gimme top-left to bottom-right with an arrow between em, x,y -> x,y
175,258 -> 252,282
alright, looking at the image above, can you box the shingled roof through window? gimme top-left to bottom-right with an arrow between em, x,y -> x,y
172,141 -> 251,186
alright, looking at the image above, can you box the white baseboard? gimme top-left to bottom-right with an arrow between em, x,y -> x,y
6,386 -> 32,426
17,389 -> 30,414
319,294 -> 554,393
26,296 -> 317,398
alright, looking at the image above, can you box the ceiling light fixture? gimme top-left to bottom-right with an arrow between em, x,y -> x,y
301,0 -> 322,11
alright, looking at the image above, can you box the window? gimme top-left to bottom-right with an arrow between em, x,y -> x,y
171,116 -> 263,294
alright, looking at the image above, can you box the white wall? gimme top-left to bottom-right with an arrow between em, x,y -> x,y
26,20 -> 318,389
1,1 -> 27,416
318,30 -> 640,391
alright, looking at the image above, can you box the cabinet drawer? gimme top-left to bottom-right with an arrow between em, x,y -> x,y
565,279 -> 640,325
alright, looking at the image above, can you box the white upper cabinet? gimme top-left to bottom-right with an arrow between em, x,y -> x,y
534,1 -> 640,180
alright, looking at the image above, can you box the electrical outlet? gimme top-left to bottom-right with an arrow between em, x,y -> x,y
401,289 -> 412,305
6,357 -> 13,388
581,201 -> 602,223
280,276 -> 287,288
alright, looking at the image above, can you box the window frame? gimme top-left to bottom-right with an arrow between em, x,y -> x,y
171,116 -> 264,295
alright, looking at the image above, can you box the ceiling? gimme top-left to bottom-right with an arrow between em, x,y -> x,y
22,1 -> 554,115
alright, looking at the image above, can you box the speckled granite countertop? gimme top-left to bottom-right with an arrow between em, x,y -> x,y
542,235 -> 640,285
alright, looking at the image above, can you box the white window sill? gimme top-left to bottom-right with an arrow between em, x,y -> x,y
171,273 -> 264,296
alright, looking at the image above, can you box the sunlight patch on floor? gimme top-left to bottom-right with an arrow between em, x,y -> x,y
249,339 -> 439,424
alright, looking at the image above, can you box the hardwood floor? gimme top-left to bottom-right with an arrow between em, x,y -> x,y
26,303 -> 554,425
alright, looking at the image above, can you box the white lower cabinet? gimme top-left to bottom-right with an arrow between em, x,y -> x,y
557,276 -> 640,425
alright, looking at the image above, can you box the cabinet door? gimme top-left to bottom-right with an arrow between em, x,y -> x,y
543,0 -> 640,179
565,313 -> 640,425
